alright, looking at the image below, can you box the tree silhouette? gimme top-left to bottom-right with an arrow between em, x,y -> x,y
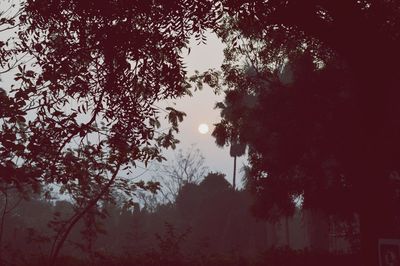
211,3 -> 400,263
152,146 -> 208,204
1,0 -> 223,263
213,93 -> 247,190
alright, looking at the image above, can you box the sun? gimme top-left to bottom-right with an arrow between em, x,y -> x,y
198,123 -> 209,134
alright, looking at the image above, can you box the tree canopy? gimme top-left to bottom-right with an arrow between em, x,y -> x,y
208,1 -> 400,265
0,0 -> 223,263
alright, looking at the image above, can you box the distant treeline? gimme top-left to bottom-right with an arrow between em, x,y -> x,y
0,172 -> 360,265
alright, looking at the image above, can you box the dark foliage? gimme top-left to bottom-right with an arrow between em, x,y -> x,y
1,0 -> 223,263
207,1 -> 400,266
0,174 -> 359,265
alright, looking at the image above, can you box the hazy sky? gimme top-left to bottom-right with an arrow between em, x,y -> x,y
157,33 -> 247,186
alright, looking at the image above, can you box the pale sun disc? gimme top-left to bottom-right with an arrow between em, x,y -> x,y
198,123 -> 209,134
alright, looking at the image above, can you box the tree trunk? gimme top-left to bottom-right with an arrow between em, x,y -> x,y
49,163 -> 121,266
233,155 -> 237,190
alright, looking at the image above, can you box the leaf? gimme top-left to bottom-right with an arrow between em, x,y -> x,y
34,43 -> 43,52
16,116 -> 26,122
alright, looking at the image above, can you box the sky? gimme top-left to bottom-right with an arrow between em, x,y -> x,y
144,33 -> 247,187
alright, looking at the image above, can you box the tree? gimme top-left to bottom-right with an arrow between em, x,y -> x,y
152,146 -> 208,204
175,172 -> 232,250
210,3 -> 400,264
0,1 -> 40,194
0,0 -> 223,264
213,94 -> 247,190
175,172 -> 271,255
